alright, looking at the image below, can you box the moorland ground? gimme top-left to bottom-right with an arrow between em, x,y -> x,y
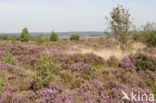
0,37 -> 156,103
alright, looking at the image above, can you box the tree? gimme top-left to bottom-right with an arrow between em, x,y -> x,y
142,22 -> 156,33
70,34 -> 80,41
50,31 -> 58,41
106,5 -> 134,44
20,28 -> 30,42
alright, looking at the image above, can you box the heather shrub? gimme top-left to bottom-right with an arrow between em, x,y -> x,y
5,53 -> 17,65
150,81 -> 156,98
0,92 -> 29,103
50,31 -> 58,41
139,70 -> 156,98
84,64 -> 101,79
70,34 -> 80,41
20,28 -> 30,42
35,53 -> 54,89
121,54 -> 156,71
63,53 -> 104,69
0,72 -> 6,90
60,71 -> 73,85
135,53 -> 156,71
120,56 -> 136,71
107,56 -> 119,67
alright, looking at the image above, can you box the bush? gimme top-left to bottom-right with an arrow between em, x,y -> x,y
120,56 -> 136,71
35,53 -> 54,89
37,34 -> 44,44
145,31 -> 156,47
121,54 -> 156,71
107,56 -> 119,67
133,32 -> 141,41
20,28 -> 30,42
70,34 -> 80,41
5,53 -> 17,65
50,31 -> 58,41
135,54 -> 156,71
0,72 -> 6,90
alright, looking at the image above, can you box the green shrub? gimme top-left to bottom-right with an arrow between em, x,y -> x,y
50,31 -> 58,41
0,72 -> 6,90
70,34 -> 80,41
5,53 -> 17,65
20,28 -> 30,42
80,38 -> 86,42
145,31 -> 156,47
133,32 -> 141,41
150,81 -> 156,98
36,52 -> 54,88
37,34 -> 44,44
98,36 -> 105,45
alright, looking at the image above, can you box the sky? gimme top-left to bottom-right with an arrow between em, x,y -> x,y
0,0 -> 156,33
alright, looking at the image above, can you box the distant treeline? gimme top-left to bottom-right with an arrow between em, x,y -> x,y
0,34 -> 41,41
0,32 -> 106,41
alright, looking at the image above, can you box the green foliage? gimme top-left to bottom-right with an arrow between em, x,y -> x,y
5,53 -> 17,65
0,34 -> 20,41
142,22 -> 156,32
150,81 -> 156,98
84,63 -> 102,79
50,31 -> 58,41
70,34 -> 80,41
36,52 -> 54,88
133,32 -> 141,41
145,31 -> 156,47
107,5 -> 133,44
37,33 -> 44,44
20,28 -> 30,42
80,38 -> 86,42
0,72 -> 6,90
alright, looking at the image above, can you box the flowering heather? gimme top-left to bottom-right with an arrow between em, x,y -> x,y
120,56 -> 136,71
0,41 -> 156,103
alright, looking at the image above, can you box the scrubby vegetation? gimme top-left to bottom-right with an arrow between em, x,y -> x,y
0,37 -> 155,102
20,28 -> 30,42
0,5 -> 156,103
50,31 -> 58,41
70,33 -> 80,41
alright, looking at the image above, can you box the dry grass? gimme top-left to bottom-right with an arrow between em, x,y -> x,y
67,42 -> 146,61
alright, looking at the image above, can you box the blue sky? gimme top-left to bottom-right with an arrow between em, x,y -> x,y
0,0 -> 156,32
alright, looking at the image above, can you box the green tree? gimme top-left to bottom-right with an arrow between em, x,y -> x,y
20,28 -> 30,42
70,34 -> 80,41
142,22 -> 156,33
50,31 -> 58,41
106,5 -> 134,44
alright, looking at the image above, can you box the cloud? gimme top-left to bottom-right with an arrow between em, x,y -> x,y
0,2 -> 64,14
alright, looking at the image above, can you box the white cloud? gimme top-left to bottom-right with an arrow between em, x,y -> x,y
0,2 -> 64,14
